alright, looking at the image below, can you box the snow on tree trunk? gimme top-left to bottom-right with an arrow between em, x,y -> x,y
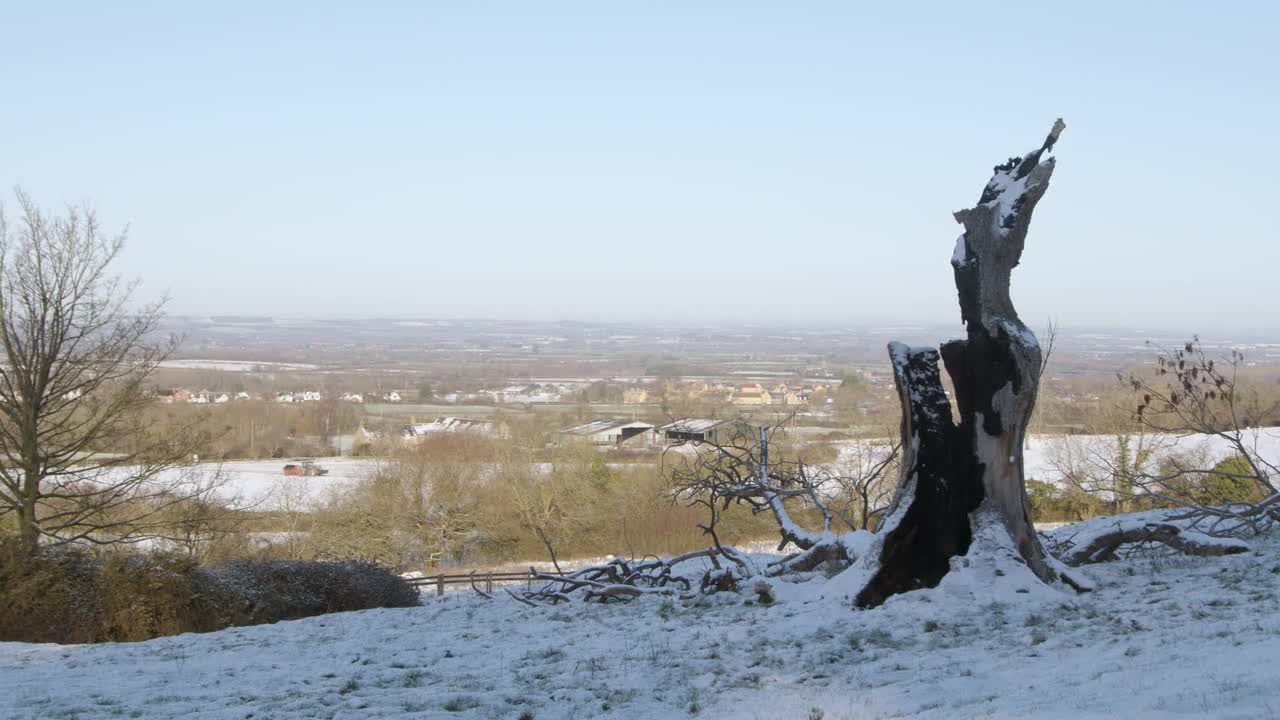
855,120 -> 1086,609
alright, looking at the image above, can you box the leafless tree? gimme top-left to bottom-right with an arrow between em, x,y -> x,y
151,468 -> 252,561
666,419 -> 898,579
1122,338 -> 1280,535
1044,429 -> 1174,515
828,434 -> 900,531
0,190 -> 209,550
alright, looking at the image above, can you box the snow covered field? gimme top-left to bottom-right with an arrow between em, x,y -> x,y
833,428 -> 1280,486
158,360 -> 320,372
199,458 -> 380,506
2,522 -> 1278,719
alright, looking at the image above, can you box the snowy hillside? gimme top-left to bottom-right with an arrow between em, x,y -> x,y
2,521 -> 1278,719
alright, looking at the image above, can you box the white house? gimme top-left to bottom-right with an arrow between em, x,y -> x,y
300,391 -> 323,402
340,393 -> 364,403
383,391 -> 402,403
212,393 -> 230,404
234,391 -> 252,401
276,392 -> 295,403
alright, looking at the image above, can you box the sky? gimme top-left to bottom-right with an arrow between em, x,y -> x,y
1,2 -> 1277,332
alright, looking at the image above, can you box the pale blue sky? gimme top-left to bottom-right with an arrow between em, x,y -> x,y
2,2 -> 1276,331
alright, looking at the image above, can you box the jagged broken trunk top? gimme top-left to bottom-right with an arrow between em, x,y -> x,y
856,121 -> 1073,609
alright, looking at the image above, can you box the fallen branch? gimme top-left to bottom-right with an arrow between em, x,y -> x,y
767,540 -> 849,576
504,587 -> 538,607
468,571 -> 493,600
1060,521 -> 1249,566
509,547 -> 747,605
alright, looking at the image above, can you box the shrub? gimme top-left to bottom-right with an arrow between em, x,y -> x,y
205,559 -> 420,625
99,552 -> 203,642
0,539 -> 418,644
1202,455 -> 1266,504
0,540 -> 101,643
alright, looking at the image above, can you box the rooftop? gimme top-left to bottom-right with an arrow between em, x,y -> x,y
657,418 -> 728,433
559,419 -> 654,436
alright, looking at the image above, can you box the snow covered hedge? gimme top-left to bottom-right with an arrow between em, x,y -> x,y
0,540 -> 419,644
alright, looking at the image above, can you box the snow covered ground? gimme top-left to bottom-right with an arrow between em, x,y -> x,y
148,458 -> 381,507
1020,428 -> 1280,484
2,522 -> 1278,719
833,428 -> 1280,486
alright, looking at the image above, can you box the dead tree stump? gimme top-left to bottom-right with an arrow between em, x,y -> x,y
856,120 -> 1084,608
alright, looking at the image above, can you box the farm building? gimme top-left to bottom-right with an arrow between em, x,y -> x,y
556,419 -> 655,447
401,416 -> 503,441
658,418 -> 730,445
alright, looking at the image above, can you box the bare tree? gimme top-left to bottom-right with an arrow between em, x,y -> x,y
828,434 -> 900,531
667,419 -> 898,579
1045,429 -> 1171,515
1123,338 -> 1280,535
151,468 -> 251,562
0,190 -> 206,550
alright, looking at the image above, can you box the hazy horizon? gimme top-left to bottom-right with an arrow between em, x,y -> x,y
4,3 -> 1276,332
160,311 -> 1280,342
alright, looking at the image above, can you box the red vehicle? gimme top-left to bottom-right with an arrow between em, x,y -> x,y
282,460 -> 329,477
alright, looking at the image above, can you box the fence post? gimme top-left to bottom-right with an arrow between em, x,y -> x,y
436,574 -> 444,597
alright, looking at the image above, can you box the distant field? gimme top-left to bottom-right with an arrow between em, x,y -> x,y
159,359 -> 320,372
363,403 -> 668,418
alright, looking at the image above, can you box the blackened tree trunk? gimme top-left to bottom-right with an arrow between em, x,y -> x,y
855,120 -> 1085,608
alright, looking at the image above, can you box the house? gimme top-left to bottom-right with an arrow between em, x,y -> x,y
234,391 -> 252,401
189,392 -> 209,404
299,391 -> 323,402
212,393 -> 230,404
400,416 -> 501,441
494,384 -> 561,404
353,425 -> 383,447
731,385 -> 772,406
340,393 -> 364,403
658,418 -> 730,445
275,392 -> 295,403
382,391 -> 402,403
556,419 -> 655,447
683,382 -> 712,398
778,387 -> 807,406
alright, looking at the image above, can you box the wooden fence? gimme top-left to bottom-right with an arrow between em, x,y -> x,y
406,567 -> 565,596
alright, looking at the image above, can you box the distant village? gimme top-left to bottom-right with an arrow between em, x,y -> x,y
152,374 -> 882,409
154,389 -> 404,405
150,372 -> 894,456
366,415 -> 731,450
